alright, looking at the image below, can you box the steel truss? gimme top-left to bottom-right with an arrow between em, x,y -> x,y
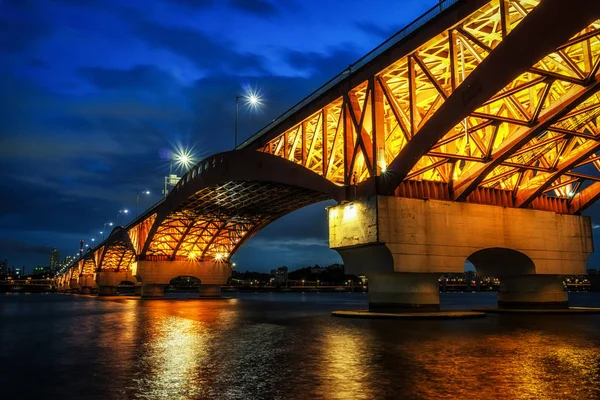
254,0 -> 600,214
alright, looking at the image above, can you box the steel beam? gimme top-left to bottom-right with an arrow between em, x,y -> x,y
379,0 -> 600,195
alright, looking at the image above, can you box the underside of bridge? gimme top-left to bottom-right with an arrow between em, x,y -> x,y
143,181 -> 330,262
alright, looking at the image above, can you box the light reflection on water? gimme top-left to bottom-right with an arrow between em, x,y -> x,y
1,292 -> 600,399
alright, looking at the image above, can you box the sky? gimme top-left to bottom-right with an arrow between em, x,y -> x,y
0,0 -> 444,272
2,0 -> 600,273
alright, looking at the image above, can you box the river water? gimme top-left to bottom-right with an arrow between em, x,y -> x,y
1,292 -> 600,399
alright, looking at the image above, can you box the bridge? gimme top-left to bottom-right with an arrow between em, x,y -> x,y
56,0 -> 600,311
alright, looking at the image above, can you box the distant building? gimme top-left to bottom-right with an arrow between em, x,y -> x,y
0,259 -> 7,277
271,266 -> 288,286
50,249 -> 60,272
32,266 -> 52,279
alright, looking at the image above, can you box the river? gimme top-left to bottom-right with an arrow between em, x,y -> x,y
1,292 -> 600,399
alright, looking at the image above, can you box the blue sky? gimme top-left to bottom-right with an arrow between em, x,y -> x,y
2,0 -> 600,272
0,0 -> 442,271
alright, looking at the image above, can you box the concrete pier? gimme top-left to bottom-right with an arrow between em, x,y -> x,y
197,284 -> 222,298
497,275 -> 568,309
368,273 -> 440,312
96,270 -> 136,296
136,260 -> 230,299
329,196 -> 593,311
141,284 -> 165,298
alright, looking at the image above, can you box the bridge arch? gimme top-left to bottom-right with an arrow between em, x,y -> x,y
139,150 -> 344,263
98,227 -> 137,272
467,247 -> 535,277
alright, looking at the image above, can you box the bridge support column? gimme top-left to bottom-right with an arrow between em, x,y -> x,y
369,273 -> 440,312
136,260 -> 231,299
197,284 -> 221,298
497,275 -> 568,309
98,285 -> 119,296
141,284 -> 165,298
79,275 -> 97,295
329,196 -> 593,312
69,279 -> 80,293
96,270 -> 135,296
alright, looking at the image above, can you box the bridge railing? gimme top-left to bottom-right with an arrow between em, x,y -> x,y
174,153 -> 226,191
238,0 -> 462,149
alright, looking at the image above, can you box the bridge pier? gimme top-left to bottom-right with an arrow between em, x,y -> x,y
330,196 -> 592,312
136,260 -> 231,299
141,284 -> 165,298
497,275 -> 568,309
69,279 -> 81,294
96,270 -> 136,296
78,275 -> 97,295
368,273 -> 440,312
198,284 -> 222,298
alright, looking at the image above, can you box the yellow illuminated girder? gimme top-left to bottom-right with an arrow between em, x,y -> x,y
81,258 -> 95,276
100,242 -> 135,272
258,0 -> 600,213
146,212 -> 265,262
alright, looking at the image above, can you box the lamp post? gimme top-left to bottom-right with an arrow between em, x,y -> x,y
164,148 -> 195,198
116,209 -> 129,226
102,222 -> 113,240
234,92 -> 261,149
136,190 -> 151,217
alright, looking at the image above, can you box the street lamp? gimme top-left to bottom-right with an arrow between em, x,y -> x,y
136,190 -> 151,217
235,91 -> 262,148
163,147 -> 196,198
102,222 -> 113,240
116,209 -> 129,226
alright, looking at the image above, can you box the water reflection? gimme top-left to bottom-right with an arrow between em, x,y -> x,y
319,324 -> 376,400
1,294 -> 600,400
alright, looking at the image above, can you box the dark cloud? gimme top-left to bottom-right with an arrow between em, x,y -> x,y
0,6 -> 53,54
283,46 -> 362,78
0,240 -> 54,257
78,64 -> 178,91
169,0 -> 215,9
229,0 -> 279,17
134,21 -> 267,74
355,21 -> 400,40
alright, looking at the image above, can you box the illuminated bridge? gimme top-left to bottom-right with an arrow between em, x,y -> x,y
57,0 -> 600,311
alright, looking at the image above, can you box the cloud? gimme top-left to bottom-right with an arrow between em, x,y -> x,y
0,1 -> 53,54
169,0 -> 215,9
134,21 -> 267,75
0,239 -> 54,256
229,0 -> 279,17
283,46 -> 362,78
78,65 -> 178,91
355,21 -> 400,40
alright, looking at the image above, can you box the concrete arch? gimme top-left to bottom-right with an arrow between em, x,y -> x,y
467,247 -> 535,277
